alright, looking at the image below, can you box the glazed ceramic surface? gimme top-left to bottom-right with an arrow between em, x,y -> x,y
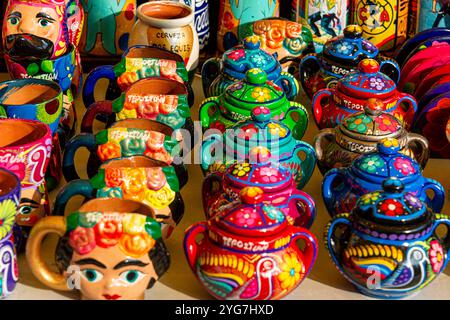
181,0 -> 209,50
202,36 -> 299,100
201,106 -> 316,189
414,64 -> 450,99
418,82 -> 450,111
200,68 -> 307,135
325,178 -> 450,298
314,99 -> 429,175
312,59 -> 417,129
184,186 -> 317,300
300,25 -> 400,100
26,198 -> 169,300
322,138 -> 445,217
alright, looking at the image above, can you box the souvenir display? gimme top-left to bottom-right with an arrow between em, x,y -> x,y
300,25 -> 400,100
216,0 -> 279,52
200,68 -> 307,134
201,107 -> 316,189
184,186 -> 317,300
181,0 -> 210,51
325,178 -> 450,298
128,1 -> 199,76
26,198 -> 170,300
322,138 -> 445,217
202,36 -> 299,100
312,59 -> 417,129
314,99 -> 429,174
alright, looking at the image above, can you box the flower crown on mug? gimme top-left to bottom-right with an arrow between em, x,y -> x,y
66,211 -> 162,258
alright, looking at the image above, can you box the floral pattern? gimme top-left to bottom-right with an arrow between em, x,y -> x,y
235,209 -> 259,227
259,166 -> 281,183
345,114 -> 371,133
232,163 -> 251,177
375,115 -> 400,133
429,240 -> 444,273
263,205 -> 285,222
278,253 -> 305,290
369,77 -> 386,90
251,87 -> 272,102
267,123 -> 287,138
250,53 -> 268,66
361,192 -> 380,205
404,193 -> 422,210
336,41 -> 352,55
393,158 -> 415,175
0,200 -> 17,240
378,199 -> 404,216
359,155 -> 384,173
228,49 -> 245,61
237,124 -> 258,140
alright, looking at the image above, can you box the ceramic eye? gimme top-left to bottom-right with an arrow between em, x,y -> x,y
8,17 -> 19,26
119,270 -> 145,284
81,269 -> 104,283
18,206 -> 32,215
38,19 -> 51,27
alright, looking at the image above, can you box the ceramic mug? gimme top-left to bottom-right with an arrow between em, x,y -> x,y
26,198 -> 170,300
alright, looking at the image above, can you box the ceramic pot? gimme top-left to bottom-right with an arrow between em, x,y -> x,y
54,156 -> 185,240
199,68 -> 308,135
312,59 -> 417,129
201,106 -> 316,189
314,99 -> 429,175
216,0 -> 279,52
325,178 -> 450,298
300,25 -> 400,100
63,118 -> 184,183
353,0 -> 409,52
0,168 -> 20,299
322,138 -> 445,217
202,160 -> 316,228
202,36 -> 299,100
0,119 -> 52,252
26,198 -> 170,300
82,45 -> 194,110
181,0 -> 210,51
129,1 -> 199,77
184,186 -> 317,300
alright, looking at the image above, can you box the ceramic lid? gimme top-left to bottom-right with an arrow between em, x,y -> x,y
322,25 -> 378,64
352,178 -> 434,236
222,36 -> 281,80
351,138 -> 422,184
337,59 -> 396,99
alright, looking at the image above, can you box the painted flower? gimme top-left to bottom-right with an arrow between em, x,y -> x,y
361,192 -> 380,205
122,214 -> 147,235
264,205 -> 285,222
105,168 -> 124,188
246,35 -> 260,45
249,146 -> 272,163
336,41 -> 352,55
119,233 -> 155,259
378,199 -> 404,216
122,168 -> 147,195
96,187 -> 123,199
260,166 -> 281,183
381,138 -> 399,148
237,123 -> 258,140
278,253 -> 305,290
250,52 -> 268,66
429,240 -> 444,273
0,162 -> 25,181
121,137 -> 146,157
94,217 -> 123,248
346,114 -> 371,133
393,112 -> 406,127
375,115 -> 400,133
239,186 -> 264,204
404,192 -> 422,210
117,71 -> 139,90
228,49 -> 245,61
284,37 -> 305,55
235,208 -> 259,227
232,163 -> 251,177
369,77 -> 386,91
144,186 -> 176,209
228,82 -> 243,93
393,157 -> 415,175
97,142 -> 122,161
286,22 -> 303,38
69,227 -> 96,255
145,167 -> 167,191
146,131 -> 165,151
210,120 -> 226,133
266,24 -> 285,49
0,200 -> 17,239
159,95 -> 178,114
267,123 -> 287,138
359,155 -> 384,173
116,107 -> 137,120
251,87 -> 272,103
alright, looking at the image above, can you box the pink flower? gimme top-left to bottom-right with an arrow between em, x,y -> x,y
393,157 -> 415,175
227,49 -> 245,61
0,161 -> 25,181
235,209 -> 258,227
260,167 -> 280,183
69,227 -> 96,255
429,240 -> 444,273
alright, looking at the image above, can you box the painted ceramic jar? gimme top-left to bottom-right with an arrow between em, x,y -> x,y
200,68 -> 308,135
202,160 -> 316,229
300,25 -> 401,100
353,0 -> 409,52
54,156 -> 185,240
314,99 -> 430,175
216,0 -> 279,52
181,0 -> 209,51
185,186 -> 317,300
322,138 -> 445,217
0,168 -> 21,299
0,119 -> 52,252
325,178 -> 450,298
201,107 -> 316,189
27,198 -> 170,300
202,37 -> 299,101
82,45 -> 194,111
312,59 -> 417,129
128,1 -> 199,76
63,118 -> 184,183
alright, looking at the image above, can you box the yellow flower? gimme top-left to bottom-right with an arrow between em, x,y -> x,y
249,68 -> 263,75
0,199 -> 17,239
381,138 -> 399,148
143,185 -> 176,209
122,214 -> 147,235
251,87 -> 271,102
361,192 -> 380,205
232,163 -> 251,177
116,108 -> 137,120
393,113 -> 405,126
268,123 -> 287,138
278,253 -> 305,290
247,35 -> 260,44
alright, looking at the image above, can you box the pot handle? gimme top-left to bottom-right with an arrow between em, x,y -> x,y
276,71 -> 299,101
201,133 -> 224,171
82,65 -> 116,110
432,215 -> 450,264
406,133 -> 430,169
314,128 -> 336,162
395,93 -> 418,129
299,54 -> 321,97
312,89 -> 332,129
199,97 -> 220,131
183,222 -> 208,272
322,168 -> 346,218
378,56 -> 401,84
421,178 -> 445,213
201,57 -> 222,98
291,228 -> 318,276
26,216 -> 69,291
285,102 -> 309,140
325,213 -> 352,272
288,190 -> 316,229
80,100 -> 113,134
62,133 -> 97,182
202,172 -> 224,219
53,179 -> 96,217
293,141 -> 317,189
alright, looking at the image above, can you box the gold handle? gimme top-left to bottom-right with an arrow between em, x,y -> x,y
26,216 -> 69,291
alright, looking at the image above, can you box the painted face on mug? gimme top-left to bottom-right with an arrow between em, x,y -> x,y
17,186 -> 45,227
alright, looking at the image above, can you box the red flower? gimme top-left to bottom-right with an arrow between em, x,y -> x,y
210,121 -> 226,133
69,227 -> 96,255
105,168 -> 123,187
237,124 -> 258,140
379,199 -> 404,216
94,217 -> 123,248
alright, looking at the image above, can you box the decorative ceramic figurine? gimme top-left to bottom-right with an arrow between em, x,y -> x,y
202,36 -> 299,100
54,156 -> 185,239
314,99 -> 429,174
82,45 -> 194,111
200,68 -> 307,134
184,186 -> 317,300
202,160 -> 316,228
26,198 -> 170,300
201,107 -> 316,189
325,178 -> 450,298
181,0 -> 210,51
128,1 -> 199,76
312,59 -> 417,129
0,119 -> 52,252
300,25 -> 401,100
353,0 -> 408,52
322,138 -> 445,217
0,168 -> 21,299
63,118 -> 183,182
216,0 -> 279,52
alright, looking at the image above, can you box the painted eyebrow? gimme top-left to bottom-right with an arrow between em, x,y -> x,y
20,198 -> 39,206
113,260 -> 149,270
7,11 -> 21,18
74,258 -> 107,269
36,12 -> 56,22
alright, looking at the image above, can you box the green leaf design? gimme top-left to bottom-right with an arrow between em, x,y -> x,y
0,106 -> 7,118
27,63 -> 39,76
40,60 -> 54,73
145,217 -> 162,240
178,96 -> 191,118
66,212 -> 80,232
114,61 -> 126,77
95,129 -> 109,145
162,166 -> 179,192
112,94 -> 125,112
90,170 -> 106,190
